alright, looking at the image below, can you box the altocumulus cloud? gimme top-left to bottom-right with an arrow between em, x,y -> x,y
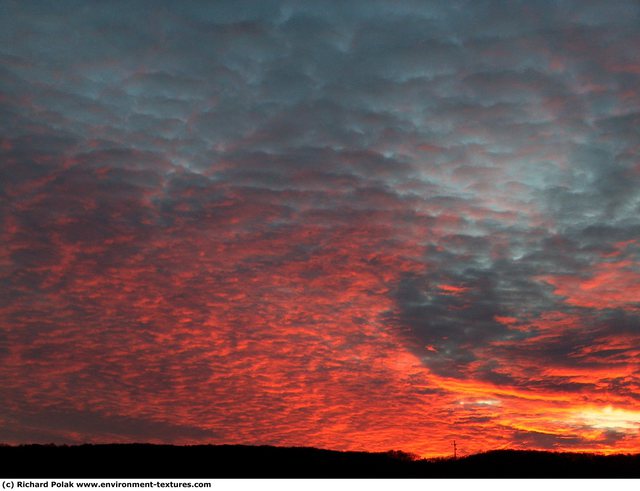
1,0 -> 639,456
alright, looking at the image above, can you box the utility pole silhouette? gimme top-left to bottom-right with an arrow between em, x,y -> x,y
452,440 -> 457,459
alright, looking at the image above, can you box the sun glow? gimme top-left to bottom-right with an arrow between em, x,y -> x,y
575,406 -> 640,431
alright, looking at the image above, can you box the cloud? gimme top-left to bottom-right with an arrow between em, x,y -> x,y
1,0 -> 639,456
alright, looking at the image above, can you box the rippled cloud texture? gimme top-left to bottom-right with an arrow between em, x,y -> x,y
2,0 -> 640,456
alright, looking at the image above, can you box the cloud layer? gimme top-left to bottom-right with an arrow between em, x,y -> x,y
1,0 -> 639,456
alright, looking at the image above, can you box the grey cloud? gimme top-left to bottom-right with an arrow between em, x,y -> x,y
2,0 -> 640,447
0,407 -> 219,444
510,429 -> 613,449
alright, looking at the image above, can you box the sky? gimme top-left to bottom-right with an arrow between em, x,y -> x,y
1,0 -> 639,457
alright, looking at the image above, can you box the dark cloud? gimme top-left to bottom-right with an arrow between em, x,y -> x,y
0,407 -> 220,444
510,429 -> 622,449
1,0 -> 639,455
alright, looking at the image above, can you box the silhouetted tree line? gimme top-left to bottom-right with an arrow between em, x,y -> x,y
1,444 -> 639,478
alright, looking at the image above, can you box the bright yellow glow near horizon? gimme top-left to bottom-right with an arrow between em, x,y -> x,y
575,406 -> 640,431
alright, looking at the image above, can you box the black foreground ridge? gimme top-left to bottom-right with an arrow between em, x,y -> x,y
1,444 -> 639,478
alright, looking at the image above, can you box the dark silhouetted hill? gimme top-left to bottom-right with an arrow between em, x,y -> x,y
1,444 -> 639,478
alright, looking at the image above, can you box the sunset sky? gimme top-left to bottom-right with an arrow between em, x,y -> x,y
1,1 -> 639,457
